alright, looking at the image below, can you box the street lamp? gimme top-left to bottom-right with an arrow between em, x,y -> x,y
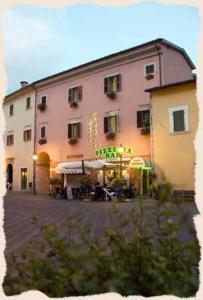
32,154 -> 38,194
118,145 -> 124,179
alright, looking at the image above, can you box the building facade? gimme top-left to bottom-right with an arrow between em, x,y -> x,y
32,38 -> 194,193
3,83 -> 35,191
146,78 -> 197,192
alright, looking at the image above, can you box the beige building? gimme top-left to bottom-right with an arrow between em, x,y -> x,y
3,82 -> 35,191
146,78 -> 197,192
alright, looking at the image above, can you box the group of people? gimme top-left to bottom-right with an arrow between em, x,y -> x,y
55,181 -> 135,201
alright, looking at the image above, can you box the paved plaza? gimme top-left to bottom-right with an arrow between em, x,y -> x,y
4,192 -> 199,258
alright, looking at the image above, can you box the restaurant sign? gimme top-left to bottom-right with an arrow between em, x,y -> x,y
96,146 -> 132,160
66,154 -> 84,159
129,157 -> 145,169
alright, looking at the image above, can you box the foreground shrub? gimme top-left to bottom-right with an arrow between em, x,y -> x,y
3,199 -> 199,297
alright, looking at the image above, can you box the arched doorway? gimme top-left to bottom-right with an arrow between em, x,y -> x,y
7,164 -> 13,184
36,152 -> 50,193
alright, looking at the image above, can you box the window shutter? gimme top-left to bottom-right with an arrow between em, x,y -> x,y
173,110 -> 185,132
77,122 -> 81,138
10,104 -> 13,116
23,131 -> 26,141
41,126 -> 46,138
104,116 -> 109,133
29,130 -> 32,140
7,136 -> 9,145
146,64 -> 154,75
117,74 -> 121,91
104,78 -> 108,93
137,111 -> 142,128
115,115 -> 119,132
143,110 -> 150,127
68,89 -> 72,102
78,86 -> 82,101
41,96 -> 46,105
68,124 -> 72,139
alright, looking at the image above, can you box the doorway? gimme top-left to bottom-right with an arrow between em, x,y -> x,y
36,152 -> 50,193
7,164 -> 13,184
21,168 -> 28,190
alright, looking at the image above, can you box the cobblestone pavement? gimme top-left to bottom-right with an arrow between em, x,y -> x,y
4,192 -> 199,258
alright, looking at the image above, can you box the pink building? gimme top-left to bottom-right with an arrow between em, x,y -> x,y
33,38 -> 194,194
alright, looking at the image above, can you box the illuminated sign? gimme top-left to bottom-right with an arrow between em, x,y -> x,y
96,146 -> 132,160
129,157 -> 145,169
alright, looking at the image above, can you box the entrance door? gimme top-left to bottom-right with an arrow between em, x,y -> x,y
21,168 -> 27,190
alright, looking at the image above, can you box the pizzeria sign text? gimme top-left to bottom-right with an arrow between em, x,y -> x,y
96,146 -> 132,160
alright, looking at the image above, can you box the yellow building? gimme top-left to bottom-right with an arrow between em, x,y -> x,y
146,78 -> 197,192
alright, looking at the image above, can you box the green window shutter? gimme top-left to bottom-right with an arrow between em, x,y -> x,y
68,89 -> 72,102
104,116 -> 109,133
115,115 -> 119,132
173,110 -> 185,132
110,115 -> 117,133
68,124 -> 72,138
137,111 -> 142,128
77,122 -> 81,138
104,78 -> 108,93
117,74 -> 121,91
78,86 -> 82,101
143,110 -> 150,127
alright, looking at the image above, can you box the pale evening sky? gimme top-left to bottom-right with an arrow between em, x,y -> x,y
1,1 -> 200,93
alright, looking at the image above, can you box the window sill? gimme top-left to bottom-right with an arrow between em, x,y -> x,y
106,91 -> 120,99
26,107 -> 32,111
170,130 -> 191,135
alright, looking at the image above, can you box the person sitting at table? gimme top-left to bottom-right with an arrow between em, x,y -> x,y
94,182 -> 104,201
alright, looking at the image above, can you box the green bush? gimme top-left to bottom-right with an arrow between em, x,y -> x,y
4,199 -> 199,297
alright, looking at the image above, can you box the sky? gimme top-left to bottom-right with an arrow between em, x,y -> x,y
1,1 -> 200,93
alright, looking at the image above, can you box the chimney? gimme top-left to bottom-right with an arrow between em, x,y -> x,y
20,81 -> 28,88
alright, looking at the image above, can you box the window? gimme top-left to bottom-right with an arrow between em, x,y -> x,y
23,129 -> 32,141
9,104 -> 14,116
104,113 -> 119,134
41,96 -> 47,105
40,126 -> 46,139
68,86 -> 82,103
7,134 -> 14,146
169,105 -> 189,133
137,110 -> 150,128
104,74 -> 121,94
26,97 -> 31,109
144,63 -> 155,76
68,122 -> 81,139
